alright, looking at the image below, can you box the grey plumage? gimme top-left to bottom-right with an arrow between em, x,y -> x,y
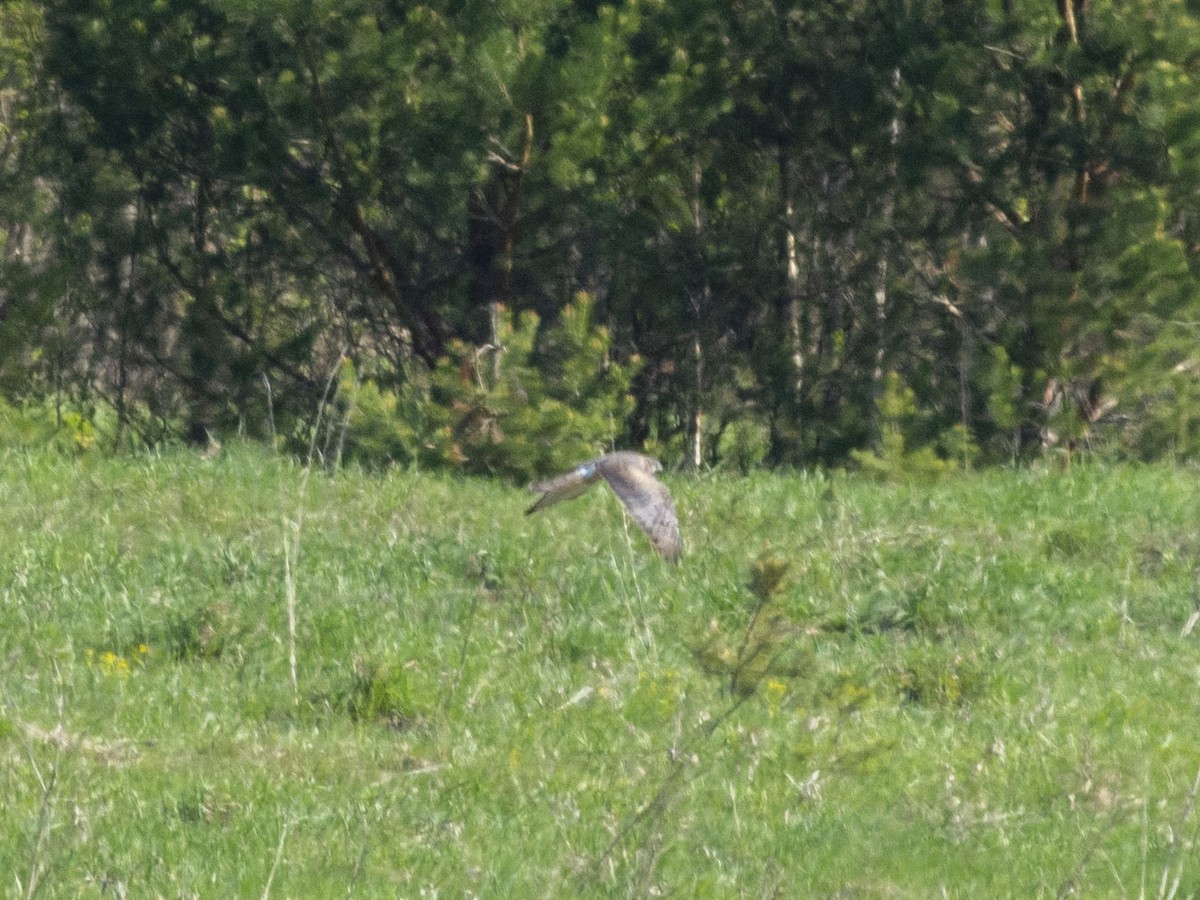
525,452 -> 682,561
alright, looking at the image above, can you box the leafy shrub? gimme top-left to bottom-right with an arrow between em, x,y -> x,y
0,398 -> 99,454
333,365 -> 432,469
1106,318 -> 1200,461
337,293 -> 641,480
715,418 -> 771,474
344,658 -> 418,730
893,645 -> 987,708
164,602 -> 243,661
982,344 -> 1023,457
850,372 -> 962,480
690,554 -> 811,697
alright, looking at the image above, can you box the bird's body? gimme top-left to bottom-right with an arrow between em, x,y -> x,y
526,452 -> 682,561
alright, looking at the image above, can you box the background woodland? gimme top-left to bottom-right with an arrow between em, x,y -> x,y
3,0 -> 1200,475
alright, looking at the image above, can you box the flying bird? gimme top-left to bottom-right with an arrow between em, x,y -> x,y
525,452 -> 682,561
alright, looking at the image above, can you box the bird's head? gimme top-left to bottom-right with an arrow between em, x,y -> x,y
637,454 -> 663,475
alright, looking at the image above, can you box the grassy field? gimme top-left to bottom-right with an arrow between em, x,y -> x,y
1,446 -> 1199,897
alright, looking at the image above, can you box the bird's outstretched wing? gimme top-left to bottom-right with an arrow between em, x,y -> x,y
595,456 -> 682,561
525,464 -> 599,514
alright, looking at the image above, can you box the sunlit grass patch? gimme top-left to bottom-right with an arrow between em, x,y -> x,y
1,448 -> 1199,895
341,657 -> 424,730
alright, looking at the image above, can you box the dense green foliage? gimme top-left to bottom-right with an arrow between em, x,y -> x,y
2,448 -> 1199,895
337,294 -> 641,479
3,0 -> 1200,467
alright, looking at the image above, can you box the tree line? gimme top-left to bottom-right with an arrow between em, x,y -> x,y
2,0 -> 1199,474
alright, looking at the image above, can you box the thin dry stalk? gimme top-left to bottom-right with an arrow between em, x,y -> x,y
282,520 -> 299,697
280,350 -> 347,699
18,663 -> 67,900
261,819 -> 290,900
262,373 -> 276,445
1157,763 -> 1200,900
444,586 -> 483,712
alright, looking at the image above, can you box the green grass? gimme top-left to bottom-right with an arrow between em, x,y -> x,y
2,446 -> 1199,897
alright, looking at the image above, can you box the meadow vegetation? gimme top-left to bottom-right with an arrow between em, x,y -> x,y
1,446 -> 1199,897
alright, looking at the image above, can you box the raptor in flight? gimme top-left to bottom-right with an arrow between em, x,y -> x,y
525,452 -> 682,561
